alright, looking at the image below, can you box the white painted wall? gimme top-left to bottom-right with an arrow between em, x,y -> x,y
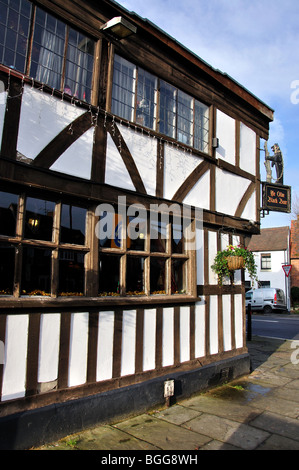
245,249 -> 291,309
216,110 -> 235,165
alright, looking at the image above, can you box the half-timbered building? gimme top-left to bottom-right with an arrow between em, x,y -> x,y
0,0 -> 273,448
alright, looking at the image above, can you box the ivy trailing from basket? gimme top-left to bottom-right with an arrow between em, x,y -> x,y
211,244 -> 258,286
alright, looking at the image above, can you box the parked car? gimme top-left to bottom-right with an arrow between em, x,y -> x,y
245,288 -> 286,313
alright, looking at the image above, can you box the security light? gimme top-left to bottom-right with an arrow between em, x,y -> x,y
101,17 -> 137,39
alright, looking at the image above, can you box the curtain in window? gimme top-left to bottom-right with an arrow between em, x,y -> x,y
111,55 -> 136,121
34,29 -> 64,89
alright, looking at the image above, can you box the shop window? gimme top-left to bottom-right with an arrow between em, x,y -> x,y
1,0 -> 95,102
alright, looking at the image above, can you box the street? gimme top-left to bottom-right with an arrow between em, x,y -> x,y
248,313 -> 299,341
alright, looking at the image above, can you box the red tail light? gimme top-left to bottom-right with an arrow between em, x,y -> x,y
274,293 -> 277,304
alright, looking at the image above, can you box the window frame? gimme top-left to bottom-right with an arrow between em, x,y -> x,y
260,253 -> 271,271
0,189 -> 197,305
97,207 -> 195,298
0,0 -> 96,103
111,54 -> 210,155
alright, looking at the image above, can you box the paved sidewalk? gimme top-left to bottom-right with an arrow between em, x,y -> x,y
36,336 -> 299,451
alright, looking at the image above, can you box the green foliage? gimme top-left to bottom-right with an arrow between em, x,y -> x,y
211,244 -> 258,286
291,286 -> 299,303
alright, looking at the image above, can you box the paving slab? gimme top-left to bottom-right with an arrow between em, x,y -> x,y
182,413 -> 270,450
249,411 -> 299,442
114,414 -> 211,450
177,394 -> 262,424
35,336 -> 299,451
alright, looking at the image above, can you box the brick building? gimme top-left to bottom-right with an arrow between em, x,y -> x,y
291,216 -> 299,287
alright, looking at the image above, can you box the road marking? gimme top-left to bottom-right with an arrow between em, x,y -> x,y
252,319 -> 279,323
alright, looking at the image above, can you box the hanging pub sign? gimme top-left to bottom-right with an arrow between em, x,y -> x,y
262,183 -> 291,213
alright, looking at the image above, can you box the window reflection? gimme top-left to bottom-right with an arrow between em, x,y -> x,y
98,253 -> 120,296
127,215 -> 146,251
21,246 -> 51,295
150,258 -> 166,294
60,204 -> 86,245
58,250 -> 85,295
171,259 -> 185,294
98,210 -> 123,249
24,196 -> 55,241
150,217 -> 167,253
0,244 -> 14,295
0,191 -> 18,237
126,256 -> 145,295
172,222 -> 184,254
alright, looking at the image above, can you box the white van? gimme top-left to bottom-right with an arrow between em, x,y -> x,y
245,288 -> 286,313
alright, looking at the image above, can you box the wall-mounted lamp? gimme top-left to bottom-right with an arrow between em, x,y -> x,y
101,16 -> 137,39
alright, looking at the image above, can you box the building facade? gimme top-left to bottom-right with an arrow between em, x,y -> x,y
290,216 -> 299,289
0,0 -> 273,448
245,227 -> 291,309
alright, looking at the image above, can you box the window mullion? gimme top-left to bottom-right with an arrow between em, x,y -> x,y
133,66 -> 138,123
25,4 -> 36,77
60,26 -> 69,92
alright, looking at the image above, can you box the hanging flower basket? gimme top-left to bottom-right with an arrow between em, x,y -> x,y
227,255 -> 244,271
211,244 -> 257,286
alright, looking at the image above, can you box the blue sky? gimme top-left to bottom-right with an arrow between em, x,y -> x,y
118,0 -> 299,229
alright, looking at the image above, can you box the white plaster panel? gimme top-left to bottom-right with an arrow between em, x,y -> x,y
38,313 -> 60,383
220,232 -> 230,285
209,295 -> 218,355
121,310 -> 136,376
68,312 -> 89,387
241,191 -> 256,221
162,307 -> 174,367
143,308 -> 156,372
17,85 -> 85,160
180,306 -> 190,363
239,123 -> 256,175
208,231 -> 218,285
234,294 -> 243,349
164,145 -> 203,200
195,300 -> 205,358
222,295 -> 232,352
183,169 -> 210,209
0,82 -> 7,144
97,311 -> 115,381
120,126 -> 157,196
50,126 -> 94,180
215,168 -> 250,216
232,235 -> 242,285
2,315 -> 29,401
216,110 -> 235,165
196,228 -> 204,285
105,133 -> 136,191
